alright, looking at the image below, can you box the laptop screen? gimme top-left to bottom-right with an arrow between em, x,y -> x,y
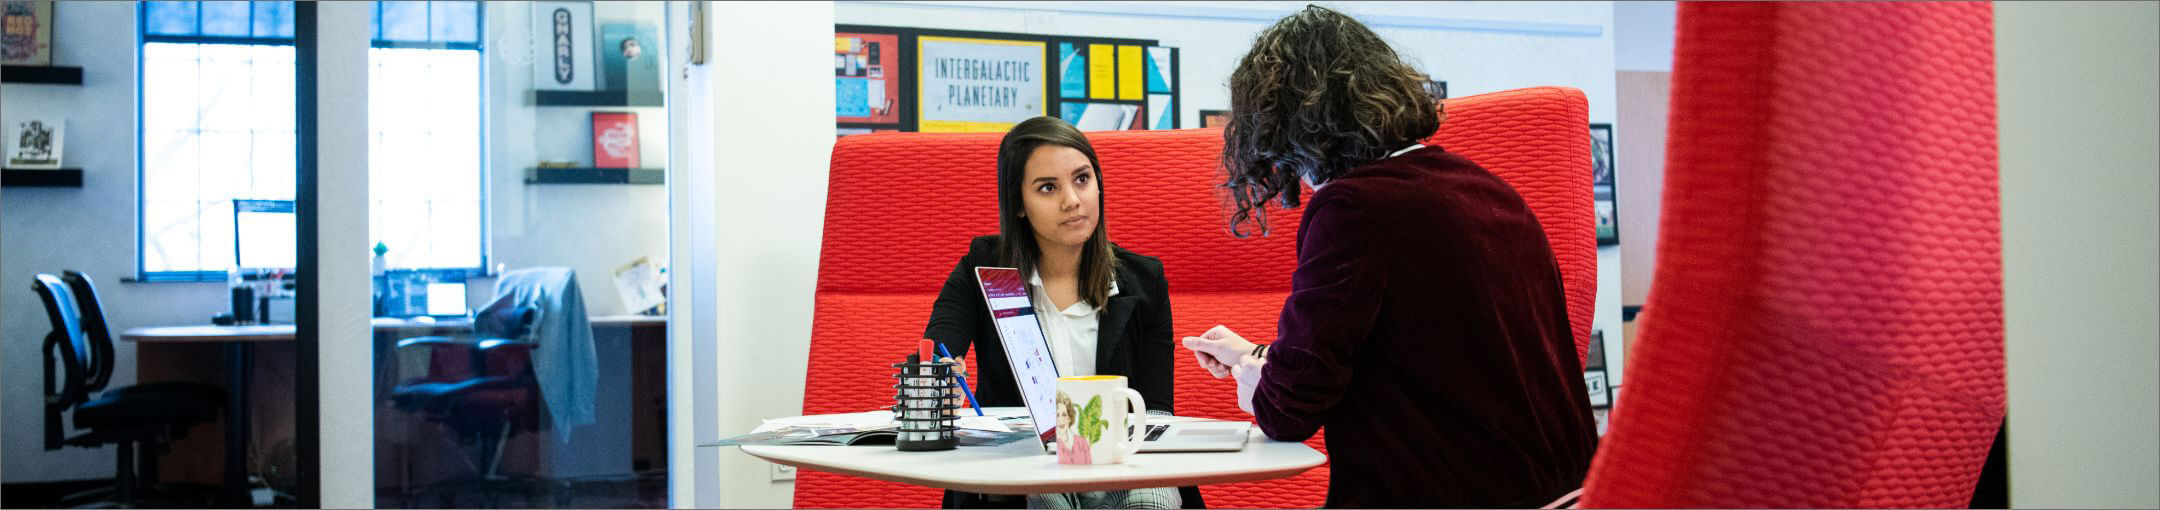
974,267 -> 1060,447
233,199 -> 297,270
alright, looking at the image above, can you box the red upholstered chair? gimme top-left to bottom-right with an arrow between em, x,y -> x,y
802,86 -> 1595,508
1580,3 -> 2004,507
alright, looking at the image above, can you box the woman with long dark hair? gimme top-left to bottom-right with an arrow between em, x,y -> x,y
925,116 -> 1182,509
1182,6 -> 1599,508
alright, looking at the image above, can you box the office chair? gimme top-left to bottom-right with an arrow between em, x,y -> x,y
1579,3 -> 2003,507
35,271 -> 226,507
390,301 -> 543,507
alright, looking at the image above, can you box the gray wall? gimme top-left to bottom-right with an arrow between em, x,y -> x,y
0,2 -> 228,483
1997,2 -> 2160,507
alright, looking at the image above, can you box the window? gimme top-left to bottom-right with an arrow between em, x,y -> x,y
136,1 -> 484,279
138,1 -> 298,279
367,1 -> 484,271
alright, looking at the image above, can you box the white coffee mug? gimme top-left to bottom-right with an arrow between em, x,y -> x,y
1052,375 -> 1149,465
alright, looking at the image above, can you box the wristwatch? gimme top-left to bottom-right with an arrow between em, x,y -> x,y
1251,343 -> 1269,360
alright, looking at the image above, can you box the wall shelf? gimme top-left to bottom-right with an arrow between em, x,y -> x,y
533,89 -> 662,107
2,65 -> 84,85
2,168 -> 84,187
526,167 -> 664,185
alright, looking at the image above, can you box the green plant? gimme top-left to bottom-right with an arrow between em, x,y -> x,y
1077,395 -> 1106,443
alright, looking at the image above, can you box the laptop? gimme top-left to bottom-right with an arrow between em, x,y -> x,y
974,267 -> 1252,453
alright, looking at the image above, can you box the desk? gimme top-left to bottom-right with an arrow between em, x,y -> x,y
122,315 -> 667,506
727,410 -> 1325,495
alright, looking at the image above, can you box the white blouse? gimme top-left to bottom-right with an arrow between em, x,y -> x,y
1028,270 -> 1119,377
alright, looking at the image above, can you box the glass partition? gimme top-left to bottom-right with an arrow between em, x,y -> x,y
367,2 -> 669,507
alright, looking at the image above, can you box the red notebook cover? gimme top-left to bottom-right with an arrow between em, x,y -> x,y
591,112 -> 641,168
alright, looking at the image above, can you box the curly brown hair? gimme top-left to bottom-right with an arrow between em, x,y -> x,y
1221,5 -> 1442,237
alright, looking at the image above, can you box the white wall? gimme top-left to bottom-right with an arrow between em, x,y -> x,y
313,2 -> 376,505
1996,2 -> 2160,508
1613,1 -> 1674,73
0,2 -> 238,483
681,2 -> 836,507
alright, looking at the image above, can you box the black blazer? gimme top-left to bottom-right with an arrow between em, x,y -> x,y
925,235 -> 1175,414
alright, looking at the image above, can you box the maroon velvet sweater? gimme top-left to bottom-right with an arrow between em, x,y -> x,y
1252,146 -> 1598,508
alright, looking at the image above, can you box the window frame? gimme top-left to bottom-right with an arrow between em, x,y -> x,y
134,1 -> 489,282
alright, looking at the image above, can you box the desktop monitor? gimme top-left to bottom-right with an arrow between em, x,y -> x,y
232,199 -> 297,270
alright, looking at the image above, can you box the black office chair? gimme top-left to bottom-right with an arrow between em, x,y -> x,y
35,271 -> 226,507
389,302 -> 544,507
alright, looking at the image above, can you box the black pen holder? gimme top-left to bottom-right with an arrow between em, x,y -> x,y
891,361 -> 958,451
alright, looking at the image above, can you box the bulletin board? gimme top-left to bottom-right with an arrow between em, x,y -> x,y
836,26 -> 911,133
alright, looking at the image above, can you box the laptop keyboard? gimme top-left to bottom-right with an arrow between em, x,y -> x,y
1143,424 -> 1169,441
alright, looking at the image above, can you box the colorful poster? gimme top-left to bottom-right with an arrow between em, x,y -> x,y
918,35 -> 1045,133
1145,47 -> 1173,94
600,21 -> 663,105
591,112 -> 640,168
1,0 -> 52,66
1058,42 -> 1086,99
1061,102 -> 1139,132
1116,45 -> 1143,100
1086,44 -> 1115,100
836,32 -> 901,124
1147,94 -> 1173,130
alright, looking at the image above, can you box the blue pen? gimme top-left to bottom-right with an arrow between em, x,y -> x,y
934,343 -> 986,416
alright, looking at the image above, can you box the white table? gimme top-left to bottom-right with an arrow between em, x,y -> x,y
724,408 -> 1326,495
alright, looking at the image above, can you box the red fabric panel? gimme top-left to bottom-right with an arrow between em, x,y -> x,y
797,293 -> 950,508
1581,3 -> 2003,507
804,87 -> 1596,508
1423,87 -> 1598,360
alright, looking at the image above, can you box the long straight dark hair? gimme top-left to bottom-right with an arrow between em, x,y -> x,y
995,116 -> 1118,308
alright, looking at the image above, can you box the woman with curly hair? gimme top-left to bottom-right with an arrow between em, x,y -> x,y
1180,6 -> 1598,508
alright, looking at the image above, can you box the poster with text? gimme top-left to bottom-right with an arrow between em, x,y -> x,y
918,36 -> 1045,133
531,1 -> 596,91
836,32 -> 901,124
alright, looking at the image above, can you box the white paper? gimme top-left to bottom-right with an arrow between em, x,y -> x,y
613,257 -> 665,313
762,410 -> 897,430
867,79 -> 887,114
956,416 -> 1012,432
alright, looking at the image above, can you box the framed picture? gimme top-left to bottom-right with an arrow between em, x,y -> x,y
1584,329 -> 1612,409
599,20 -> 662,104
2,0 -> 53,66
1591,123 -> 1618,245
591,112 -> 639,168
531,1 -> 596,91
5,116 -> 62,169
1200,109 -> 1230,129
